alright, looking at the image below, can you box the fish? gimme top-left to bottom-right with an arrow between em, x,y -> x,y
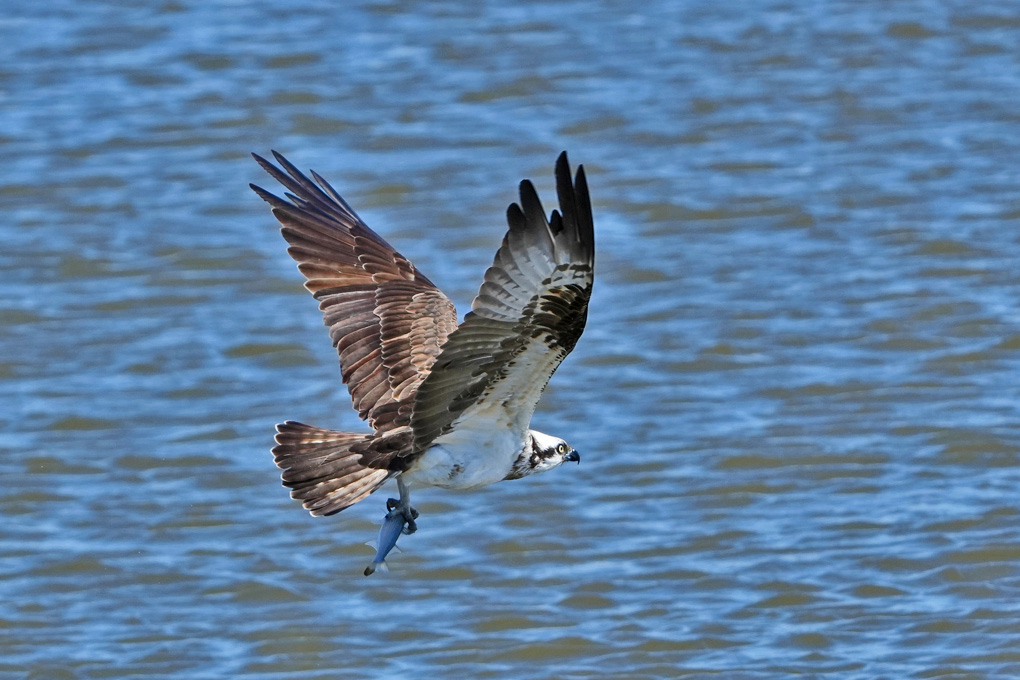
363,507 -> 418,576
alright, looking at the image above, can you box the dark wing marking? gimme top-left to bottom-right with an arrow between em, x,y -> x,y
251,152 -> 458,433
410,152 -> 594,451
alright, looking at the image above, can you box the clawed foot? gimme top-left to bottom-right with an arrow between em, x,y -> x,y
396,505 -> 418,534
385,498 -> 419,534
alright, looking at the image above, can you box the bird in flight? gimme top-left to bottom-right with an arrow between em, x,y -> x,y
251,151 -> 594,573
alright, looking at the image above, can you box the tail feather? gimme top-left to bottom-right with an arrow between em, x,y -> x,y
272,421 -> 393,516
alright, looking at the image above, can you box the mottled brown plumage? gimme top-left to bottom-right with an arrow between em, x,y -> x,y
251,152 -> 457,437
252,152 -> 593,516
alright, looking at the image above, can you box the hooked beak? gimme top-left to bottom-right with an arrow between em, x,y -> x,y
565,450 -> 581,464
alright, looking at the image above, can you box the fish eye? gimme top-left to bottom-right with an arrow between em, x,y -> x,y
556,443 -> 568,454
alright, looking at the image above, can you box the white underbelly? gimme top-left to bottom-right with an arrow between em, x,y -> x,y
402,425 -> 522,490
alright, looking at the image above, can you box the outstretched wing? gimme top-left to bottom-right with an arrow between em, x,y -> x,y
251,152 -> 458,433
410,152 -> 594,451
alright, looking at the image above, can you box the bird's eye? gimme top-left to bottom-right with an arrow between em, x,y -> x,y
556,443 -> 568,454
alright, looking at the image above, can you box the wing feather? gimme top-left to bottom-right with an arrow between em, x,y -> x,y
252,152 -> 458,434
411,152 -> 594,450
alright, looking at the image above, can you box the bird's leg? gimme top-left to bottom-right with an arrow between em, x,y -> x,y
385,476 -> 418,534
396,476 -> 418,534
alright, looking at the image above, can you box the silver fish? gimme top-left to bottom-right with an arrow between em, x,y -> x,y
363,508 -> 416,576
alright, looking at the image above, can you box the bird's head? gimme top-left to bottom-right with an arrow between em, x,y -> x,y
505,430 -> 581,480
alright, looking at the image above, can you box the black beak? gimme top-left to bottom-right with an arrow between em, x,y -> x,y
565,450 -> 580,464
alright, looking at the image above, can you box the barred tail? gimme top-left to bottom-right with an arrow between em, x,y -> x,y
272,421 -> 393,516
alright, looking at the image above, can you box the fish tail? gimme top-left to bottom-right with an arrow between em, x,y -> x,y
364,560 -> 389,576
273,421 -> 394,516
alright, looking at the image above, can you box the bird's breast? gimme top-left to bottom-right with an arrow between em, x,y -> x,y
402,426 -> 523,490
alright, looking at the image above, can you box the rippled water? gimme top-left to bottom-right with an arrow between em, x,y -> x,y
3,1 -> 1020,678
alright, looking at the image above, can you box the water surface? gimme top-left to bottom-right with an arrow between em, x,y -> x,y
2,1 -> 1020,678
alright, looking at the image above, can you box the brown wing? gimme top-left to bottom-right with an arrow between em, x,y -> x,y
251,151 -> 458,433
410,152 -> 594,452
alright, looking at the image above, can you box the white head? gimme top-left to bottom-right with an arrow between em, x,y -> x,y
505,429 -> 581,480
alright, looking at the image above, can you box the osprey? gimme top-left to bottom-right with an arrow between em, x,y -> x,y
251,151 -> 594,566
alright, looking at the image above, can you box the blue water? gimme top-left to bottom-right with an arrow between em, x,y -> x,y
3,1 -> 1020,678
